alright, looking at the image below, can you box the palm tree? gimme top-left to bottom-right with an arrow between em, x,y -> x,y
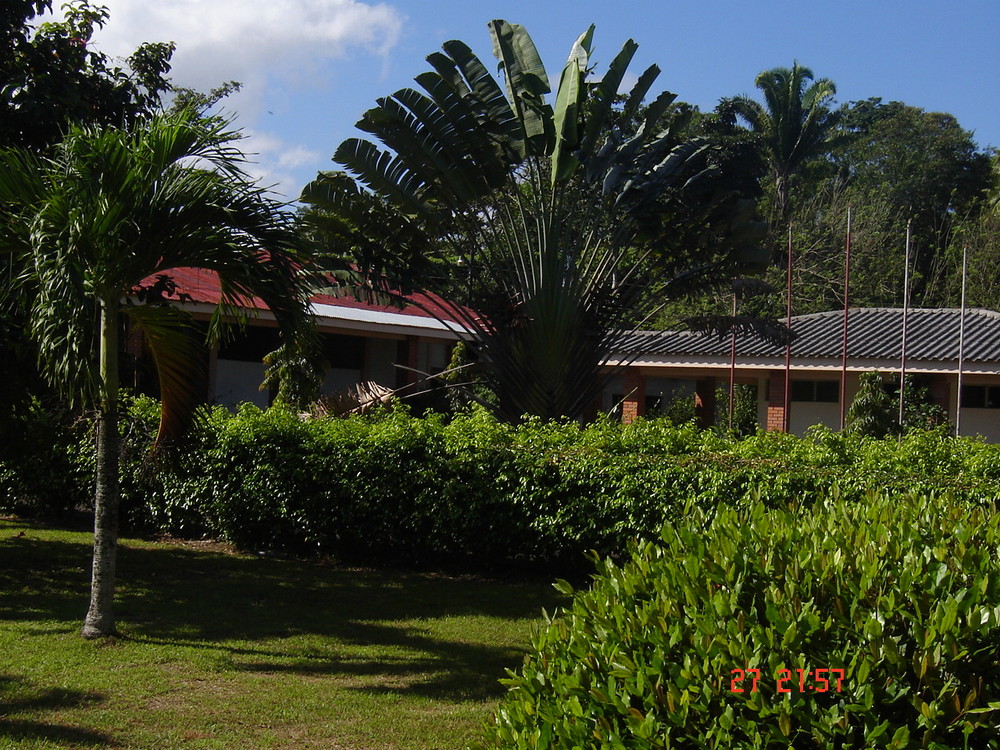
724,62 -> 839,222
303,21 -> 771,421
0,109 -> 313,638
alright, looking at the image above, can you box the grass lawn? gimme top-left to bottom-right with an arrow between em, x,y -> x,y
0,518 -> 563,749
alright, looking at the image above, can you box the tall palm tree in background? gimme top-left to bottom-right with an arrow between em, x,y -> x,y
0,109 -> 313,638
724,62 -> 839,223
303,21 -> 771,421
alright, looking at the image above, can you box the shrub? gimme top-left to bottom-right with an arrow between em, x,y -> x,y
478,493 -> 1000,749
0,397 -> 91,516
13,396 -> 1000,567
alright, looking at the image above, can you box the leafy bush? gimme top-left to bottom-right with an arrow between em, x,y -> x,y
116,404 -> 1000,563
478,493 -> 1000,749
9,397 -> 1000,567
0,397 -> 91,516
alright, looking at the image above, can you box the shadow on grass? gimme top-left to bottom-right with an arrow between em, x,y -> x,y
0,675 -> 111,747
0,528 -> 562,702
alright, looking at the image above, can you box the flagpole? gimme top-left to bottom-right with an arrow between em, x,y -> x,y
898,220 -> 912,429
839,208 -> 852,430
728,291 -> 737,432
784,224 -> 793,432
956,245 -> 968,436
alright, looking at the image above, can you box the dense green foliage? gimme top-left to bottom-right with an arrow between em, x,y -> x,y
1,0 -> 173,151
5,401 -> 1000,568
478,494 -> 1000,749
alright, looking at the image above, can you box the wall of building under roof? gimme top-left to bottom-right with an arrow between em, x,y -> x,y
599,375 -> 699,420
214,359 -> 269,409
210,332 -> 454,408
754,372 -> 862,436
365,338 -> 398,388
958,410 -> 1000,441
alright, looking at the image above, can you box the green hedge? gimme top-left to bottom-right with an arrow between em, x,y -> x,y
478,493 -> 1000,748
0,397 -> 91,517
5,399 -> 1000,565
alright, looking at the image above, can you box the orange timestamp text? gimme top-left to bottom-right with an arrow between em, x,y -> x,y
730,668 -> 845,693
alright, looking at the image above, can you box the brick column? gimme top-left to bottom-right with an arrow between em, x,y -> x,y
621,368 -> 646,424
766,371 -> 787,432
694,378 -> 716,429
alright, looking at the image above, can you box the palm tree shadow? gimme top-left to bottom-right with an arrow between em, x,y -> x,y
0,675 -> 111,747
2,533 -> 562,702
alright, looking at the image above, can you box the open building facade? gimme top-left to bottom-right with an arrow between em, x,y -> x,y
137,270 -> 1000,442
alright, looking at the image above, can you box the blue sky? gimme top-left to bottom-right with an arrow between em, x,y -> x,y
79,0 -> 999,200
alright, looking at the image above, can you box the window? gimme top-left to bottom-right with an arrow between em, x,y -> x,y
217,328 -> 281,362
322,334 -> 365,369
961,385 -> 1000,409
790,380 -> 839,403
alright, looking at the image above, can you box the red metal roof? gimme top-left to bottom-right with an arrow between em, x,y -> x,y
142,267 -> 467,324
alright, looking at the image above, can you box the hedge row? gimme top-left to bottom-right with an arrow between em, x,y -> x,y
4,398 -> 1000,565
477,493 -> 1000,748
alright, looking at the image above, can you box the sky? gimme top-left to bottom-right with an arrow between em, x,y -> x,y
58,0 -> 1000,201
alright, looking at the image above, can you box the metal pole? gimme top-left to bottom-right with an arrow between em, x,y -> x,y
728,292 -> 737,432
956,245 -> 968,437
784,224 -> 793,432
840,207 -> 852,430
898,220 -> 912,429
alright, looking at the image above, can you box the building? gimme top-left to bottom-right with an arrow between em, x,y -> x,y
136,271 -> 1000,441
136,268 -> 463,409
608,308 -> 1000,441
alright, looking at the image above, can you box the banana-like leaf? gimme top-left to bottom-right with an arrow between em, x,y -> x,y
618,64 -> 661,130
357,91 -> 481,207
488,19 -> 553,156
578,39 -> 638,158
438,40 -> 521,139
334,138 -> 432,218
551,26 -> 594,186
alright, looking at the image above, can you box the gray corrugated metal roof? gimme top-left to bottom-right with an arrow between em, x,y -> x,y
621,308 -> 1000,363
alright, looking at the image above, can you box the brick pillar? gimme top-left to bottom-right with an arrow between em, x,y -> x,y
695,378 -> 716,429
621,368 -> 646,424
766,371 -> 787,432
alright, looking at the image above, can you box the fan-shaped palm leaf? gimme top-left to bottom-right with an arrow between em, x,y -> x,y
303,21 -> 770,422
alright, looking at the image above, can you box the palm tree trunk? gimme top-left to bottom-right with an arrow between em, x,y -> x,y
81,299 -> 120,639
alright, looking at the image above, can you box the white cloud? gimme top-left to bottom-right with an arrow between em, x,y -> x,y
277,146 -> 321,170
45,0 -> 405,201
89,0 -> 404,95
240,131 -> 322,200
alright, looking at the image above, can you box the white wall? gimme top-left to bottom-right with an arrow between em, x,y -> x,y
789,402 -> 842,436
958,410 -> 1000,441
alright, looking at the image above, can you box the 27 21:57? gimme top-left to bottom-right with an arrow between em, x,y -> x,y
730,668 -> 846,693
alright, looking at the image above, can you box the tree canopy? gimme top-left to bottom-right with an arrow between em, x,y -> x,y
721,62 -> 840,224
1,0 -> 174,151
